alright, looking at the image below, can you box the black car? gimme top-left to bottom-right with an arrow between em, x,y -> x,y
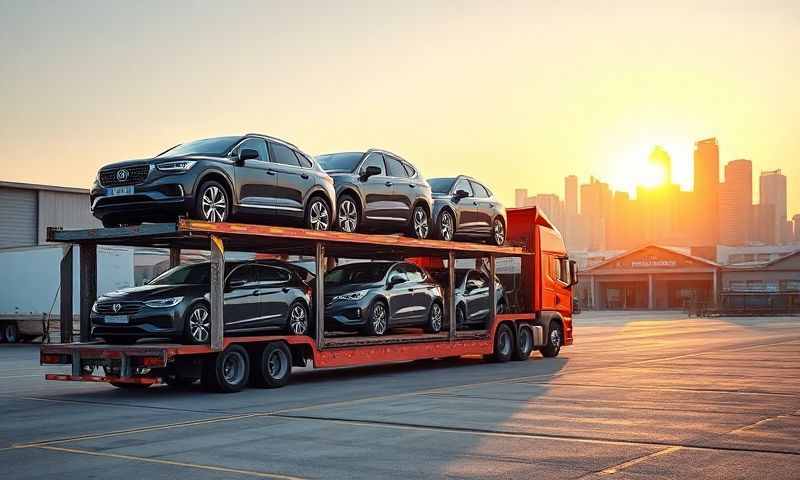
90,134 -> 336,230
91,260 -> 313,344
316,150 -> 433,239
428,175 -> 506,245
433,269 -> 507,329
324,261 -> 444,336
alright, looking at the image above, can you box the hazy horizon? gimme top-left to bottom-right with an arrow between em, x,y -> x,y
1,0 -> 798,213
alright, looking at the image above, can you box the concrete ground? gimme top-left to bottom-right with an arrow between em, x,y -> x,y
1,312 -> 798,479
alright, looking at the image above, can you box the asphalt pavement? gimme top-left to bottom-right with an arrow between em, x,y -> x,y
1,312 -> 798,479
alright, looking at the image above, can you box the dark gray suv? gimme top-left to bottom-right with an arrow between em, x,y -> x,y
90,134 -> 336,230
316,150 -> 433,239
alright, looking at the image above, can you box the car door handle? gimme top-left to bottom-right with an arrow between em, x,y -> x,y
385,181 -> 393,187
473,201 -> 479,206
253,290 -> 261,296
266,169 -> 275,176
282,287 -> 290,293
408,183 -> 415,188
300,173 -> 309,179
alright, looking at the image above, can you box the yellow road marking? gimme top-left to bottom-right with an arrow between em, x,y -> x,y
31,445 -> 306,480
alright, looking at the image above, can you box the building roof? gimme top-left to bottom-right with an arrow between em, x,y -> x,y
0,180 -> 89,195
723,249 -> 800,270
583,244 -> 721,274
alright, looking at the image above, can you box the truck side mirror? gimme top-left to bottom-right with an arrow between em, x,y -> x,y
569,260 -> 578,286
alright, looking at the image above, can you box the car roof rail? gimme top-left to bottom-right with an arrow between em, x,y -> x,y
244,133 -> 299,150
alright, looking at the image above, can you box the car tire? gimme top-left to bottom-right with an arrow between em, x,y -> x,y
456,304 -> 467,329
184,303 -> 211,345
202,345 -> 249,393
336,194 -> 360,233
425,302 -> 444,334
436,210 -> 455,241
512,324 -> 534,361
251,342 -> 292,388
491,217 -> 505,246
365,300 -> 389,336
193,180 -> 229,223
489,323 -> 513,363
540,321 -> 563,358
305,195 -> 331,231
497,300 -> 506,314
287,301 -> 310,336
3,323 -> 18,343
409,205 -> 430,239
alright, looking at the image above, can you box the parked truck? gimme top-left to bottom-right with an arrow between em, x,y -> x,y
40,207 -> 576,392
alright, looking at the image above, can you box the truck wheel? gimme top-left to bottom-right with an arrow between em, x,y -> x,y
202,345 -> 249,393
489,323 -> 513,362
365,300 -> 388,336
425,302 -> 444,333
3,323 -> 18,343
512,325 -> 534,361
540,322 -> 563,358
251,342 -> 292,388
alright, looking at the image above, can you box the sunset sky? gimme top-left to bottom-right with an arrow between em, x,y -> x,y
1,1 -> 798,214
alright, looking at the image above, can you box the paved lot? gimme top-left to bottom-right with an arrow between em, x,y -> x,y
1,312 -> 799,479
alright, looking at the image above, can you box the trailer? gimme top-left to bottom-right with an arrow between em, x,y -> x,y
40,207 -> 575,392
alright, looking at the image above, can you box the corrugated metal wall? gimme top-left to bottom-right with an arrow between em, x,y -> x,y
37,190 -> 100,244
0,187 -> 37,247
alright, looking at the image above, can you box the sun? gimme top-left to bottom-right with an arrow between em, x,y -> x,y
637,162 -> 667,188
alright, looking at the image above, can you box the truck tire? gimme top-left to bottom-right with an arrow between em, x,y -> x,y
202,345 -> 250,393
251,342 -> 292,388
4,323 -> 19,343
540,321 -> 563,358
488,323 -> 513,363
512,324 -> 534,361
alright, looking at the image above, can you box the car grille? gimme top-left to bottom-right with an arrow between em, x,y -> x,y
94,301 -> 144,315
99,165 -> 150,187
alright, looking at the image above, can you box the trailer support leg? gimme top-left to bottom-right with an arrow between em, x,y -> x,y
448,251 -> 456,341
60,245 -> 74,344
169,247 -> 181,268
79,243 -> 97,343
315,242 -> 326,351
210,235 -> 225,352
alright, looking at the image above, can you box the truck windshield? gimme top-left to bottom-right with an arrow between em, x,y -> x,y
428,178 -> 456,194
325,262 -> 392,285
149,263 -> 211,285
157,136 -> 240,157
316,152 -> 364,172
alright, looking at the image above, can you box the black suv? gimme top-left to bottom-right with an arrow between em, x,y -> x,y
90,134 -> 336,230
428,175 -> 506,245
316,150 -> 433,239
91,260 -> 314,344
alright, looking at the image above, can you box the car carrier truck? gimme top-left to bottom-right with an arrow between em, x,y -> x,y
40,206 -> 576,393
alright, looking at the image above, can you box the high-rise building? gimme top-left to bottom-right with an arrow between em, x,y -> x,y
793,214 -> 800,242
565,175 -> 578,216
719,159 -> 752,245
580,177 -> 612,250
752,203 -> 776,244
693,138 -> 720,246
515,188 -> 528,208
649,146 -> 672,184
759,170 -> 787,243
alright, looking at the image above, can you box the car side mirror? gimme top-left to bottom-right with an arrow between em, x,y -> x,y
569,260 -> 578,286
238,148 -> 259,164
465,279 -> 480,292
387,274 -> 406,288
454,189 -> 470,200
362,165 -> 382,179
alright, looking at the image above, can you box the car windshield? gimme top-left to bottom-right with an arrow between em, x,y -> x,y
316,152 -> 363,172
428,178 -> 456,194
148,263 -> 211,285
157,136 -> 240,157
325,262 -> 392,285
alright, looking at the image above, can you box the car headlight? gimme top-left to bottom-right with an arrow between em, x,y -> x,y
91,302 -> 99,313
332,290 -> 369,301
156,160 -> 196,172
144,297 -> 184,308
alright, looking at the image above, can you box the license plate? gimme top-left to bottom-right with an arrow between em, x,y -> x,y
105,315 -> 129,324
108,185 -> 134,196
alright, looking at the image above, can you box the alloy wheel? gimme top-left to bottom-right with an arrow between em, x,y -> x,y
338,199 -> 358,232
439,211 -> 454,241
550,327 -> 562,350
430,303 -> 443,332
201,186 -> 227,223
288,304 -> 308,335
413,207 -> 430,239
493,219 -> 505,245
188,306 -> 210,343
309,199 -> 330,230
372,303 -> 387,335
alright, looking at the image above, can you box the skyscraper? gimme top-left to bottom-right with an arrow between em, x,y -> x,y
793,214 -> 800,242
719,159 -> 752,245
649,146 -> 672,184
693,138 -> 720,246
564,175 -> 578,216
759,170 -> 787,243
580,177 -> 612,250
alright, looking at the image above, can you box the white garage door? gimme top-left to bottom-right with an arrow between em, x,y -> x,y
0,187 -> 37,247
